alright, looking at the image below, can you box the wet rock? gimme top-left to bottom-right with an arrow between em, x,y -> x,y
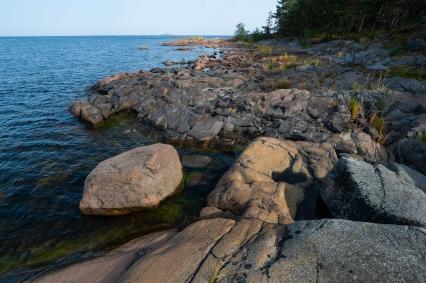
322,157 -> 426,227
32,230 -> 176,283
182,155 -> 213,168
79,144 -> 183,215
119,219 -> 235,283
70,101 -> 104,126
162,60 -> 176,67
29,218 -> 426,283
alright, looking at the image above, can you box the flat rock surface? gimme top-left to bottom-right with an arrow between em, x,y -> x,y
215,219 -> 426,283
30,230 -> 177,283
30,219 -> 426,283
119,218 -> 236,283
79,144 -> 183,215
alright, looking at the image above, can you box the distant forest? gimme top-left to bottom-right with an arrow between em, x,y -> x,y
235,0 -> 426,41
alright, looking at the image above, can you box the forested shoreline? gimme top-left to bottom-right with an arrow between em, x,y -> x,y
235,0 -> 426,42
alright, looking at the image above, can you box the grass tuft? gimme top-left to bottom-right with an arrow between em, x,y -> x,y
348,96 -> 362,121
369,112 -> 390,145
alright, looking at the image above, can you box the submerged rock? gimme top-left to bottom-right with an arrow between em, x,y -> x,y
182,155 -> 213,168
79,144 -> 183,216
322,157 -> 426,227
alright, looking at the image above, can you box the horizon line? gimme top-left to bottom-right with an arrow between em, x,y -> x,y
0,34 -> 233,38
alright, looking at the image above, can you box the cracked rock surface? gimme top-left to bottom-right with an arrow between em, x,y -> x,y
33,138 -> 426,282
203,137 -> 336,224
32,218 -> 426,283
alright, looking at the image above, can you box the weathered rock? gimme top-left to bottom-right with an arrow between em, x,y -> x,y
322,157 -> 426,227
207,137 -> 337,224
29,218 -> 426,283
90,72 -> 129,91
394,138 -> 426,175
119,218 -> 236,283
215,219 -> 426,282
79,144 -> 183,215
391,163 -> 426,193
327,131 -> 388,163
189,118 -> 224,141
70,101 -> 104,126
191,219 -> 264,283
31,230 -> 176,283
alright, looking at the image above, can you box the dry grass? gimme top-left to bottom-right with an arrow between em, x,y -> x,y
348,96 -> 362,121
257,45 -> 274,57
367,71 -> 390,92
261,78 -> 292,91
262,53 -> 299,74
369,112 -> 390,144
352,82 -> 362,92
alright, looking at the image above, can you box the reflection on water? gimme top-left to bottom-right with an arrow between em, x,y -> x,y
0,36 -> 234,275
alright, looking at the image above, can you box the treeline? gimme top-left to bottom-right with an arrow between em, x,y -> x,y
235,0 -> 425,41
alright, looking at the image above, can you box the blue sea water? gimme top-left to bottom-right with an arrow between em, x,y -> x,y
0,36 -> 235,276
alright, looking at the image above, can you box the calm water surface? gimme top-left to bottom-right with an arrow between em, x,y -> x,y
0,36 -> 235,276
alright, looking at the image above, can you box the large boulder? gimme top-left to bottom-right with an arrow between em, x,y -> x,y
204,137 -> 337,224
79,144 -> 183,215
322,157 -> 426,227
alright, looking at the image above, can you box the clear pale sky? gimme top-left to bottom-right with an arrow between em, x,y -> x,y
0,0 -> 277,36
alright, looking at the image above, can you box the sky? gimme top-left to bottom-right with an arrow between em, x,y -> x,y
0,0 -> 277,36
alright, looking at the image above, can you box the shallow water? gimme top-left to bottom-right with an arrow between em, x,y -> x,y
0,36 -> 236,275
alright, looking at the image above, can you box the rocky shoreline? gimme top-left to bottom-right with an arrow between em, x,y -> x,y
28,38 -> 426,281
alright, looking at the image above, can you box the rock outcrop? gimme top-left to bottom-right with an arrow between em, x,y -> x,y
70,42 -> 425,151
203,137 -> 337,224
79,144 -> 183,215
32,218 -> 426,283
322,157 -> 426,227
48,37 -> 426,282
